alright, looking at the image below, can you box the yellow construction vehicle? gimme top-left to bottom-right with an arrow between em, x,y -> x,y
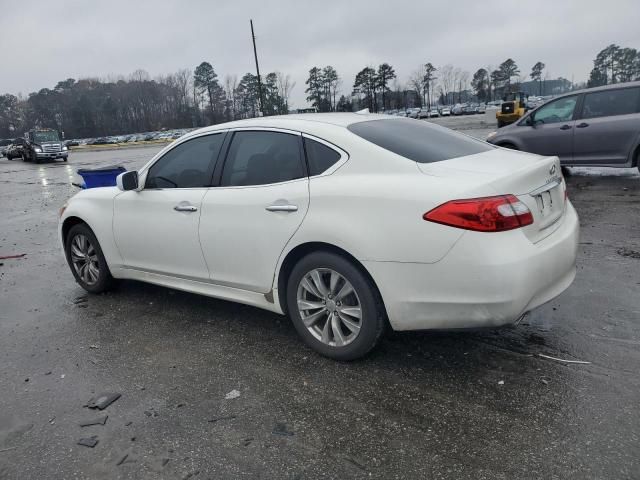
496,91 -> 527,128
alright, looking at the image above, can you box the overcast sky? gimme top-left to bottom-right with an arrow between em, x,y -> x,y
1,0 -> 637,107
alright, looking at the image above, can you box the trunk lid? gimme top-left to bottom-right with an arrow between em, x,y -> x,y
417,149 -> 566,243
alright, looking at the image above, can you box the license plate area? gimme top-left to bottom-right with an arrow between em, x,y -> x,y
532,183 -> 563,229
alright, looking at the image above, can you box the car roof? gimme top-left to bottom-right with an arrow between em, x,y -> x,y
556,80 -> 640,98
191,112 -> 392,134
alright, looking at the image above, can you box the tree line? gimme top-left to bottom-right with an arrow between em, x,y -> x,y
1,43 -> 638,139
0,64 -> 294,139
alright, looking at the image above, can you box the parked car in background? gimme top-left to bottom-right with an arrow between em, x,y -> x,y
476,103 -> 487,114
487,81 -> 640,170
451,104 -> 464,115
407,108 -> 421,119
0,138 -> 12,157
418,108 -> 430,119
429,107 -> 440,117
60,113 -> 578,360
440,107 -> 451,116
5,138 -> 26,160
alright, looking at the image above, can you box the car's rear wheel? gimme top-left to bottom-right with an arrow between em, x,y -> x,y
65,223 -> 114,293
286,251 -> 386,361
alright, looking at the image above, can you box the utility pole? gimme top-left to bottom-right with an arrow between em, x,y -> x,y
250,19 -> 265,116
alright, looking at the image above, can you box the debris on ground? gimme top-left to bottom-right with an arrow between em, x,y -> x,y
183,471 -> 200,479
86,393 -> 121,410
207,415 -> 236,423
89,344 -> 99,349
144,408 -> 159,417
0,447 -> 17,453
116,453 -> 135,466
272,422 -> 294,436
537,353 -> 591,364
498,380 -> 505,385
225,389 -> 241,400
72,296 -> 88,305
77,436 -> 99,448
79,415 -> 108,427
541,378 -> 550,385
0,253 -> 26,260
617,248 -> 640,259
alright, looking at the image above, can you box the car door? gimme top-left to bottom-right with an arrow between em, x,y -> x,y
572,86 -> 640,165
113,132 -> 225,280
199,129 -> 309,293
515,95 -> 579,163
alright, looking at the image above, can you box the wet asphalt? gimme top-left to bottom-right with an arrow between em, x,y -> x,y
1,116 -> 639,479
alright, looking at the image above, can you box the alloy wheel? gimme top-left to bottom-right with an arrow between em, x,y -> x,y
70,234 -> 100,285
296,268 -> 362,347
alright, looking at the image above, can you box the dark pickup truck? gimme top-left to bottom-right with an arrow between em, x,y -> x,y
21,129 -> 69,163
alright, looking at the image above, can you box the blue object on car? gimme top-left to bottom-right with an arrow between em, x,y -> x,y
77,165 -> 126,189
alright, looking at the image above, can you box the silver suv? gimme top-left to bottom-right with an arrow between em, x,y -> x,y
487,81 -> 640,170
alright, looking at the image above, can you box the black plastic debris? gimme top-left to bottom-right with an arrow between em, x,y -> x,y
207,415 -> 236,423
272,422 -> 294,436
79,415 -> 108,427
86,393 -> 121,410
116,454 -> 135,466
77,436 -> 99,448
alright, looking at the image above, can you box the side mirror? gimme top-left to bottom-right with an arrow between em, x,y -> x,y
116,171 -> 139,191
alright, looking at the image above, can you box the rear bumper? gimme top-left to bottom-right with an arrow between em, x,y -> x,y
364,203 -> 579,331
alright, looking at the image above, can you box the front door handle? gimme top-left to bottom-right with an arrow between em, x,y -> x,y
576,122 -> 589,128
174,204 -> 198,212
559,124 -> 572,130
265,204 -> 298,212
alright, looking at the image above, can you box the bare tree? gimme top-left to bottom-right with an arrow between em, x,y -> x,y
439,64 -> 455,104
275,72 -> 295,112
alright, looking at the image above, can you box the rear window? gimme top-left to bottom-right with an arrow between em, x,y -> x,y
347,118 -> 493,163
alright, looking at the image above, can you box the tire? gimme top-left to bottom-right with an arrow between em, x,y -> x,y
499,143 -> 518,150
21,153 -> 28,162
65,223 -> 114,293
286,251 -> 386,361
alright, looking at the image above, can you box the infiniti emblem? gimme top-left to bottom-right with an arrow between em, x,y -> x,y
549,164 -> 557,175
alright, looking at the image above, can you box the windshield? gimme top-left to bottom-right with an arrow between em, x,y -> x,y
33,131 -> 60,143
348,118 -> 494,163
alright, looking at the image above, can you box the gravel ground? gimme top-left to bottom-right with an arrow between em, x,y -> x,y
1,116 -> 639,479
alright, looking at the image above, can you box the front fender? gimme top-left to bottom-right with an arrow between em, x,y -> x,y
59,188 -> 122,269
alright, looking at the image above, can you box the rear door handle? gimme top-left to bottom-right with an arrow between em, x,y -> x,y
174,204 -> 198,212
576,122 -> 589,128
559,124 -> 572,130
265,204 -> 298,212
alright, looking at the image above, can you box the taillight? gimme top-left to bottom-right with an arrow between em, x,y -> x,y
424,194 -> 533,232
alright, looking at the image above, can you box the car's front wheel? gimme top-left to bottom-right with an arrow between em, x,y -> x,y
65,223 -> 114,293
286,251 -> 386,361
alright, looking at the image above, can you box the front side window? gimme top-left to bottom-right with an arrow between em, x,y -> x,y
533,96 -> 578,125
145,133 -> 224,189
347,118 -> 493,163
304,137 -> 341,175
581,87 -> 640,119
221,131 -> 304,186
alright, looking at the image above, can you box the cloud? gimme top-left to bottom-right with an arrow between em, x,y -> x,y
1,0 -> 637,107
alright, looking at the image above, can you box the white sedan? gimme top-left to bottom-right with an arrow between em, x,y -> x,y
59,113 -> 579,360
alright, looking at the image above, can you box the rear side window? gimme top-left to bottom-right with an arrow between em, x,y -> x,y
347,118 -> 493,163
581,87 -> 640,119
146,133 -> 224,189
304,138 -> 341,175
221,131 -> 304,186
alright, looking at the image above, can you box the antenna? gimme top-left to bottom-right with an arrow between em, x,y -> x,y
250,19 -> 265,116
